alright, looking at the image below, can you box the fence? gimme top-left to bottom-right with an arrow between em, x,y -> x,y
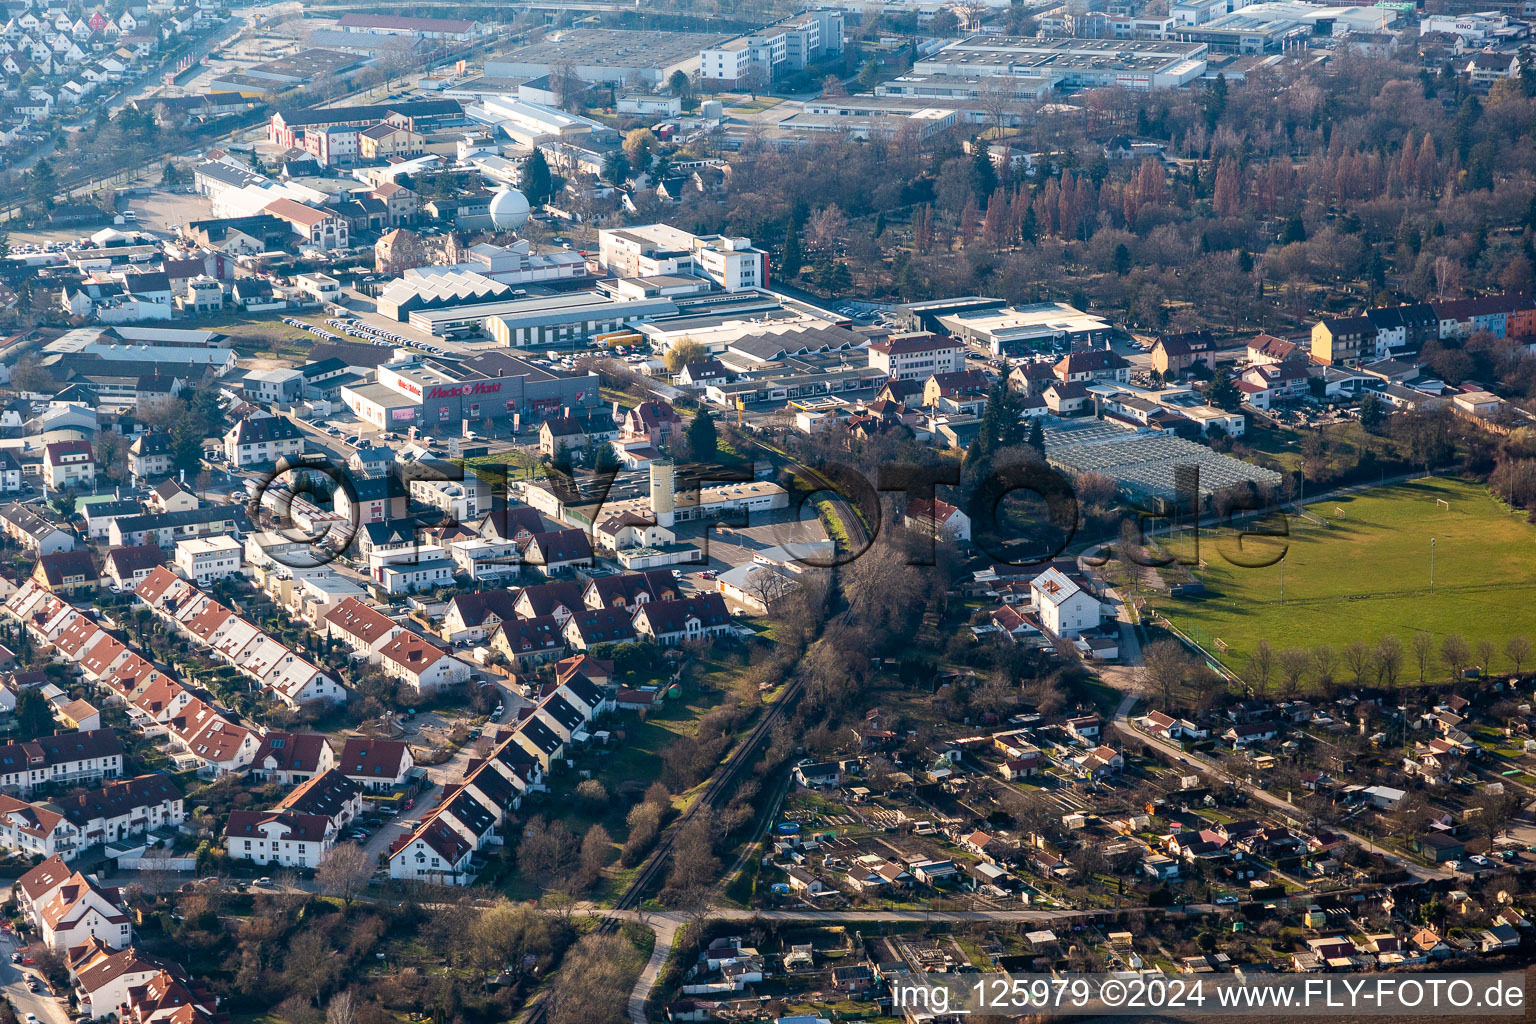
118,856 -> 195,871
1160,617 -> 1247,691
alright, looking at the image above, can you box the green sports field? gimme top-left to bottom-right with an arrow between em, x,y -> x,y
1153,477 -> 1536,684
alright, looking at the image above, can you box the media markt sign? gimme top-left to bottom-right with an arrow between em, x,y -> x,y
426,381 -> 505,401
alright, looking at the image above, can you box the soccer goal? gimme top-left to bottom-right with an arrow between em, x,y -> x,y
1436,498 -> 1451,510
1214,638 -> 1230,652
1334,506 -> 1345,519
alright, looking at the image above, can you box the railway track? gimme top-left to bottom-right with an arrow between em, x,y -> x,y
517,674 -> 806,1024
522,445 -> 866,1024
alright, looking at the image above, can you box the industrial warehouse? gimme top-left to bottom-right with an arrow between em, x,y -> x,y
340,351 -> 600,430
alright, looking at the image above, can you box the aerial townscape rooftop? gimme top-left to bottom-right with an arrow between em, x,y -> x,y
0,0 -> 1531,1017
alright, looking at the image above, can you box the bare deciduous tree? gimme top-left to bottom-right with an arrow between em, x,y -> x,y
1377,635 -> 1403,690
1342,640 -> 1373,685
325,990 -> 356,1024
1311,644 -> 1338,691
546,932 -> 641,1024
1477,637 -> 1497,677
1440,632 -> 1470,682
1276,647 -> 1310,698
579,823 -> 612,879
1247,639 -> 1274,696
1412,631 -> 1435,683
1143,639 -> 1192,708
1507,635 -> 1531,675
315,842 -> 371,909
518,816 -> 576,879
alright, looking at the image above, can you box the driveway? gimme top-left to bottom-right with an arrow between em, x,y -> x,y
0,935 -> 69,1024
359,738 -> 485,866
1079,563 -> 1144,692
359,782 -> 438,866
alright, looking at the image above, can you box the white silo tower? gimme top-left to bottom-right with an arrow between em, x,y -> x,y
650,458 -> 675,528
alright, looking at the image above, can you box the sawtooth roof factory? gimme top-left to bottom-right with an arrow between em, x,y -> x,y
914,36 -> 1209,90
484,28 -> 729,86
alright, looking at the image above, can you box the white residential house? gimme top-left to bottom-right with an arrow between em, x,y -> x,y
174,536 -> 242,585
904,497 -> 971,543
223,415 -> 306,469
224,809 -> 332,868
42,440 -> 95,490
322,597 -> 403,657
376,633 -> 472,694
388,820 -> 474,885
53,772 -> 185,852
0,796 -> 80,860
337,738 -> 413,792
1030,568 -> 1100,638
35,871 -> 131,950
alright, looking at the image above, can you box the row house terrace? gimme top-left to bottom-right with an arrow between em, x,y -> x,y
0,773 -> 184,862
53,773 -> 185,851
134,566 -> 343,708
438,569 -> 687,647
387,679 -> 604,885
4,580 -> 255,778
324,597 -> 477,695
0,730 -> 125,796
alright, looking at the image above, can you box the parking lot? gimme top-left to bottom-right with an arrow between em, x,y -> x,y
289,314 -> 453,358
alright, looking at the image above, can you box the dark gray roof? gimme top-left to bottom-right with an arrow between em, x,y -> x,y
302,357 -> 348,379
229,416 -> 304,446
113,504 -> 250,535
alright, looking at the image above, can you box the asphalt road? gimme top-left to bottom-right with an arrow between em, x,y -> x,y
0,934 -> 69,1024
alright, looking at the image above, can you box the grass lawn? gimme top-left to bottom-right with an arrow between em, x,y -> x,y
1155,477 -> 1536,683
492,670 -> 736,905
461,450 -> 541,486
600,691 -> 719,806
182,310 -> 321,358
725,96 -> 783,113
